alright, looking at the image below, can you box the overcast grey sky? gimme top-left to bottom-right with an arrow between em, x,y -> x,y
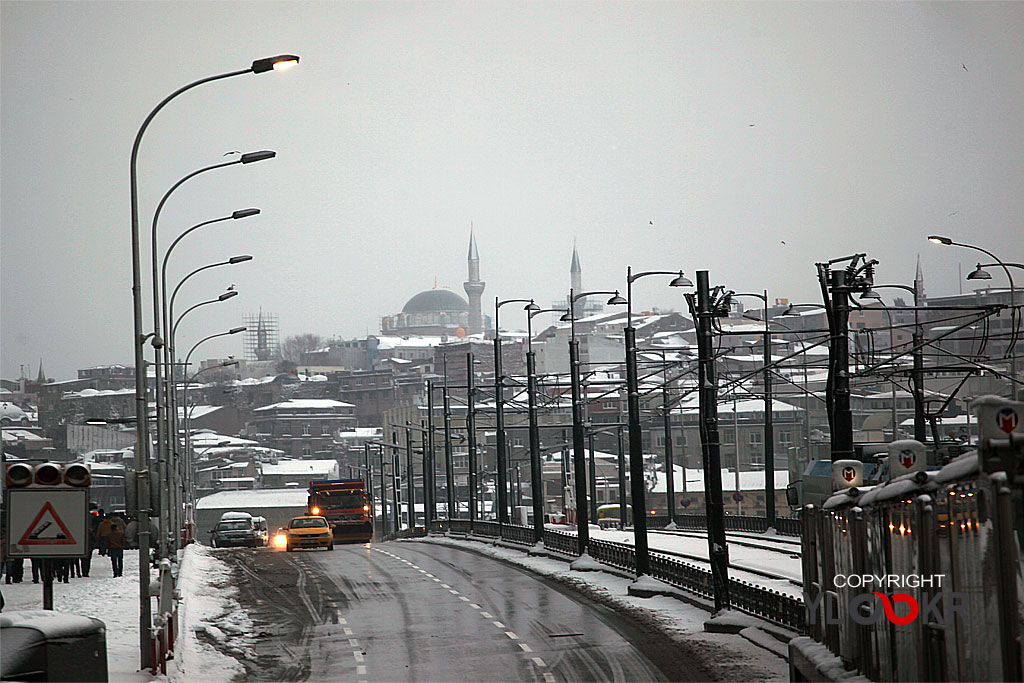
3,1 -> 1023,381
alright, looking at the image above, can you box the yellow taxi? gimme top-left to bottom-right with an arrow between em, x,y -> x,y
283,515 -> 334,551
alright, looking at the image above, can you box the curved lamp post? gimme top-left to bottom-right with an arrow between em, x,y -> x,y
154,210 -> 256,555
564,288 -> 626,559
729,291 -> 776,527
929,236 -> 1020,398
180,326 -> 246,508
493,297 -> 538,527
128,54 -> 296,670
166,286 -> 241,540
524,303 -> 562,545
623,268 -> 691,578
180,359 -> 240,535
858,283 -> 926,441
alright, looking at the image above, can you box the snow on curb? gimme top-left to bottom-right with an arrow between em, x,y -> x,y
171,545 -> 254,682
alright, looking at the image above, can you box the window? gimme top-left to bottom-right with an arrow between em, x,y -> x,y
749,433 -> 763,446
513,437 -> 524,447
302,424 -> 311,436
779,431 -> 793,447
321,425 -> 331,436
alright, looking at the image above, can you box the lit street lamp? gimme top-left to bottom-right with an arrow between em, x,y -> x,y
128,54 -> 296,670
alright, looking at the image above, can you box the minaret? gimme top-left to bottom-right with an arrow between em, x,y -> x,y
464,227 -> 486,335
570,242 -> 584,317
914,255 -> 926,305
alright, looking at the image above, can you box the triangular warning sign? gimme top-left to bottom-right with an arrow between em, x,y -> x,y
18,501 -> 77,545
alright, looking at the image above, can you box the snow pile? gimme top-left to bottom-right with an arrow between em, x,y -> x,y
170,545 -> 254,682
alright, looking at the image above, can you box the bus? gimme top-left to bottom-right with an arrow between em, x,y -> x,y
596,503 -> 632,529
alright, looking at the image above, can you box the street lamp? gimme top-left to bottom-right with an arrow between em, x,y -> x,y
150,156 -> 269,556
156,210 -> 256,555
493,297 -> 537,527
857,283 -> 927,441
565,288 -> 625,560
623,268 -> 691,579
128,54 -> 296,671
165,255 -> 252,468
525,304 -> 563,546
180,328 -> 244,487
729,291 -> 776,528
180,359 -> 238,538
167,287 -> 241,542
929,236 -> 1020,395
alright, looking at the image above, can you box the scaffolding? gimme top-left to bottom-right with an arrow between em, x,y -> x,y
243,311 -> 279,361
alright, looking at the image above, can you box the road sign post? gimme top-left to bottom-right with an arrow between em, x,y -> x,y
5,488 -> 90,558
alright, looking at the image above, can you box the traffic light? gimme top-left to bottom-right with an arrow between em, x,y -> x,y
4,462 -> 91,488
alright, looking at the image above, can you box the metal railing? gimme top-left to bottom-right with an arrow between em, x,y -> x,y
434,519 -> 804,631
654,513 -> 802,537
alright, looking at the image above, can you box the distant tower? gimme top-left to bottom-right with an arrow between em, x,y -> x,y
36,359 -> 46,384
243,310 -> 279,361
463,227 -> 486,335
914,255 -> 926,304
570,241 -> 584,317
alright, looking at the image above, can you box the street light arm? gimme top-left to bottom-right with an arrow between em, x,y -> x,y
172,292 -> 238,347
183,327 -> 246,372
628,269 -> 684,283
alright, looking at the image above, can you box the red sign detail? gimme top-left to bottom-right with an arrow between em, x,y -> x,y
900,450 -> 916,469
17,501 -> 77,545
843,467 -> 856,482
997,407 -> 1019,434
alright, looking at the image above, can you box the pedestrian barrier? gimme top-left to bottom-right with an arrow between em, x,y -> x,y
150,558 -> 178,675
439,518 -> 805,631
797,448 -> 1023,681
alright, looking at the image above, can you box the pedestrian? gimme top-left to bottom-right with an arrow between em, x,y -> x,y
106,516 -> 126,577
31,558 -> 43,583
96,513 -> 112,556
4,559 -> 24,584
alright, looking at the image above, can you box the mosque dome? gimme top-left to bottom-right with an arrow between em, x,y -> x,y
402,289 -> 469,314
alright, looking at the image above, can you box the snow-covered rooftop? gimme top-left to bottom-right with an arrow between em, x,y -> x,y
650,466 -> 790,493
261,459 -> 338,477
195,488 -> 309,510
254,398 -> 354,411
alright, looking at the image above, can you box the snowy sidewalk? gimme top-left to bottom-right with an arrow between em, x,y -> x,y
1,552 -> 159,682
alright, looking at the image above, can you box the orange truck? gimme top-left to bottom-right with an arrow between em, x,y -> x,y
306,479 -> 373,542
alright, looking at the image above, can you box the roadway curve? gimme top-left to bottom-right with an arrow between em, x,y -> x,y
217,540 -> 717,682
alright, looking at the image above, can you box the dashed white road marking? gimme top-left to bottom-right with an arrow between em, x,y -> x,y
349,638 -> 360,647
519,643 -> 533,652
543,673 -> 556,682
459,596 -> 470,602
532,657 -> 547,667
339,618 -> 347,625
353,652 -> 365,663
432,578 -> 442,582
357,665 -> 367,675
505,631 -> 519,640
440,583 -> 451,588
449,589 -> 460,595
493,621 -> 505,628
344,627 -> 354,636
469,603 -> 480,609
480,611 -> 494,619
